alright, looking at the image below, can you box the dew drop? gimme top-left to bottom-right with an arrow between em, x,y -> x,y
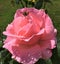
34,58 -> 37,62
31,57 -> 34,60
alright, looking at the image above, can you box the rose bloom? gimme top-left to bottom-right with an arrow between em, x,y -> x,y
3,8 -> 57,64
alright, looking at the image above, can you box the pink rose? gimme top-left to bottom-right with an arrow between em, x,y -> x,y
3,8 -> 57,64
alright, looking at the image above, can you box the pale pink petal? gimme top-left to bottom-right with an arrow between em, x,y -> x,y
38,9 -> 46,17
5,24 -> 15,34
45,14 -> 54,34
14,9 -> 24,18
39,38 -> 56,59
17,23 -> 33,37
14,8 -> 39,19
29,12 -> 44,33
11,44 -> 42,64
19,29 -> 44,45
3,39 -> 17,54
41,49 -> 52,59
3,36 -> 13,44
3,31 -> 24,39
39,36 -> 56,50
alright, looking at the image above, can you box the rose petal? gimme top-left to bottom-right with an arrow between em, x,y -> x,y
11,44 -> 42,64
14,8 -> 39,19
3,39 -> 17,54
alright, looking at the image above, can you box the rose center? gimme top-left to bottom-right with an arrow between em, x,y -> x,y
23,12 -> 29,16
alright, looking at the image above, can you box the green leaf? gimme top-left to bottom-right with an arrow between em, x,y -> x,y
9,59 -> 19,64
35,59 -> 46,64
15,0 -> 20,4
44,0 -> 52,3
45,59 -> 52,64
0,49 -> 11,64
35,0 -> 43,9
9,60 -> 14,64
51,47 -> 60,64
0,50 -> 8,59
0,60 -> 5,64
0,41 -> 3,47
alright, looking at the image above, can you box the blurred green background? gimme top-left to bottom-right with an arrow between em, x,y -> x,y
0,0 -> 60,64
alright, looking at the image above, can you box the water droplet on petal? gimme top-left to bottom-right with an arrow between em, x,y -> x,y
12,56 -> 15,58
15,57 -> 21,63
34,58 -> 37,62
32,57 -> 34,60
